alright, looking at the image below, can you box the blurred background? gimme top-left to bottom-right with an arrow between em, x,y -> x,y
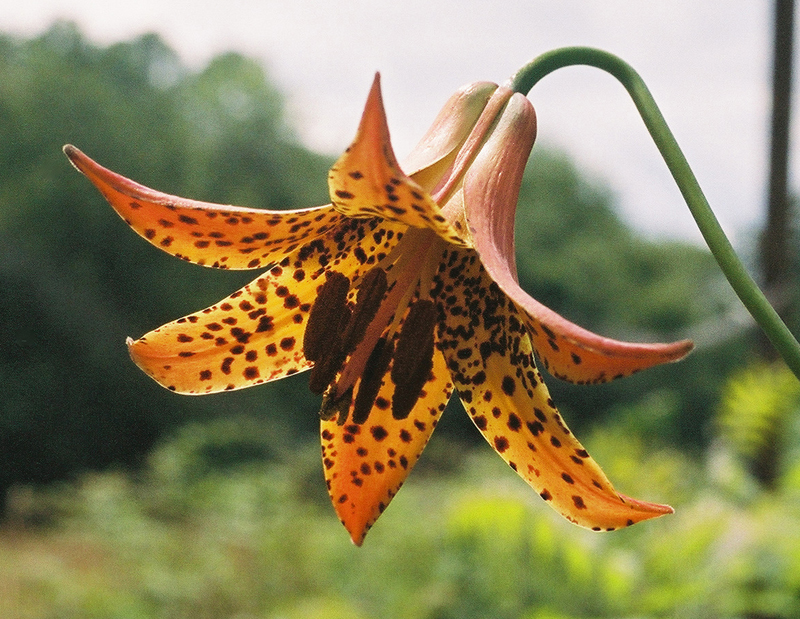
1,2 -> 799,618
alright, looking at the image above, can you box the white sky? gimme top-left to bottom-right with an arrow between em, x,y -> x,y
3,1 -> 787,245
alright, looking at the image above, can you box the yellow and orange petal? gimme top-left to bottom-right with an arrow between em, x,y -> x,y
435,247 -> 673,530
327,75 -> 467,247
129,217 -> 406,394
64,145 -> 344,270
322,347 -> 453,545
461,93 -> 693,384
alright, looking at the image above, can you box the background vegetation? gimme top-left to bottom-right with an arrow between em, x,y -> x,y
0,21 -> 797,618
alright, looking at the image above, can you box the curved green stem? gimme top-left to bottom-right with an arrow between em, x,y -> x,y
508,46 -> 800,380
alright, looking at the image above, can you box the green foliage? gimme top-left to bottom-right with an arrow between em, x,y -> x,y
0,22 -> 753,510
5,414 -> 800,618
718,363 -> 800,486
0,22 -> 329,502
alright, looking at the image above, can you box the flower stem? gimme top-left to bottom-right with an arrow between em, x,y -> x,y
509,46 -> 800,380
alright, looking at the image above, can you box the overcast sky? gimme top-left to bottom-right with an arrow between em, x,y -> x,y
4,1 -> 789,245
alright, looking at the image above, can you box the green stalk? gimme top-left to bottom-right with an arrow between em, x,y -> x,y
509,47 -> 800,380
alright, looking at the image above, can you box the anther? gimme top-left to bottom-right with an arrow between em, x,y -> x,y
303,271 -> 351,362
391,299 -> 437,419
303,271 -> 352,394
352,337 -> 395,424
341,267 -> 387,354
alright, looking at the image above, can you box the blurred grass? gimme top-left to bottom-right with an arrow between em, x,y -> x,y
4,405 -> 800,619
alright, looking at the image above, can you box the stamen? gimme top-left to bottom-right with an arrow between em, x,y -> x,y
391,299 -> 437,420
341,267 -> 388,353
303,271 -> 351,362
352,337 -> 395,424
307,229 -> 446,423
303,271 -> 352,394
334,229 -> 437,396
309,348 -> 346,395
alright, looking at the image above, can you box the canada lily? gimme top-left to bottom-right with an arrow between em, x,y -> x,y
65,74 -> 692,545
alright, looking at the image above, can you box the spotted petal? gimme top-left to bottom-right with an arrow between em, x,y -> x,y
327,75 -> 467,247
463,95 -> 693,384
129,218 -> 404,393
435,246 -> 673,530
322,346 -> 453,546
64,145 -> 344,270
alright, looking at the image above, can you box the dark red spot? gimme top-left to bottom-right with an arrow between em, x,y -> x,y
280,337 -> 295,351
494,436 -> 510,452
370,426 -> 388,441
527,421 -> 544,437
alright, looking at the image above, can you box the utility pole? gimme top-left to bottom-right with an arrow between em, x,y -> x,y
762,0 -> 796,355
753,0 -> 796,487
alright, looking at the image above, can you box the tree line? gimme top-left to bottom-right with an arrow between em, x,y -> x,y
0,21 -> 755,510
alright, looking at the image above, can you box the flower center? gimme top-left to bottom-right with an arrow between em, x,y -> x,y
302,226 -> 446,424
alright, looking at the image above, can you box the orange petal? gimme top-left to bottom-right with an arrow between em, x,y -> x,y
435,247 -> 673,530
129,218 -> 404,393
327,75 -> 466,246
322,348 -> 453,546
64,145 -> 343,270
462,97 -> 693,384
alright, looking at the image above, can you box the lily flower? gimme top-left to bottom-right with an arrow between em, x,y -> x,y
65,74 -> 692,545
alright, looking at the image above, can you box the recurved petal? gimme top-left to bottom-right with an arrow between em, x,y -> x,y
327,75 -> 467,247
402,81 -> 498,183
322,346 -> 453,546
435,247 -> 673,530
462,97 -> 693,384
64,145 -> 343,270
129,218 -> 403,394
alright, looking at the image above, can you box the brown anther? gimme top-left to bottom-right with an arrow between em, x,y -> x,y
391,299 -> 436,385
391,299 -> 437,420
303,271 -> 351,362
304,271 -> 352,395
309,349 -> 346,395
341,267 -> 388,354
352,337 -> 395,424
